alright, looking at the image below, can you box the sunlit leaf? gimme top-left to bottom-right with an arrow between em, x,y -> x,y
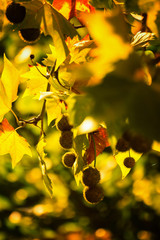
131,31 -> 155,48
0,55 -> 20,121
46,98 -> 62,125
73,134 -> 89,184
42,2 -> 79,69
21,64 -> 48,97
86,127 -> 110,164
82,10 -> 132,80
42,44 -> 57,67
52,0 -> 95,20
0,118 -> 32,168
115,149 -> 142,179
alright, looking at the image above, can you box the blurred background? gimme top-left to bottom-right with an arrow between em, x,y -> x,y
1,12 -> 160,240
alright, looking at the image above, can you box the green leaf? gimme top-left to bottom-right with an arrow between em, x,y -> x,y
37,136 -> 54,197
73,134 -> 89,184
89,0 -> 114,9
67,95 -> 93,128
86,56 -> 160,141
125,0 -> 140,13
40,159 -> 54,197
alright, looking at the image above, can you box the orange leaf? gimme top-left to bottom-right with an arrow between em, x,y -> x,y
52,0 -> 95,20
0,118 -> 32,168
86,127 -> 110,164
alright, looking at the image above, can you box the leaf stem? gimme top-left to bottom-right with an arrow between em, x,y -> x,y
10,109 -> 19,124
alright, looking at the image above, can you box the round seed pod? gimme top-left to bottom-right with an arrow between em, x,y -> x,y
56,115 -> 73,131
83,185 -> 104,204
59,130 -> 73,149
116,137 -> 130,152
122,130 -> 135,142
123,157 -> 135,168
62,152 -> 76,168
19,28 -> 40,43
130,134 -> 152,153
6,2 -> 26,24
82,167 -> 100,187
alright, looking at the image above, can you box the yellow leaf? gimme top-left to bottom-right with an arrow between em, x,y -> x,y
21,65 -> 48,97
152,141 -> 160,153
0,119 -> 32,168
83,10 -> 132,80
46,99 -> 62,125
42,44 -> 57,67
0,55 -> 20,120
115,149 -> 142,179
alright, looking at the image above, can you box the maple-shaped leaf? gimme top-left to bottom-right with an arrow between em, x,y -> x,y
21,64 -> 48,98
52,0 -> 95,20
0,54 -> 20,121
0,118 -> 32,168
86,126 -> 110,164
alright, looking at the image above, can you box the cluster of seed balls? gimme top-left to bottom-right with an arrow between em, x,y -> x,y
82,167 -> 104,204
116,130 -> 153,168
56,115 -> 104,204
5,1 -> 40,43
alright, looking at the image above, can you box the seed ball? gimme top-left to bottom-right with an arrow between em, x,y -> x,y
56,115 -> 73,131
6,2 -> 26,24
123,157 -> 135,168
82,167 -> 100,187
62,152 -> 76,168
59,130 -> 73,149
19,28 -> 40,43
83,185 -> 104,204
30,54 -> 35,60
116,137 -> 130,152
130,134 -> 152,153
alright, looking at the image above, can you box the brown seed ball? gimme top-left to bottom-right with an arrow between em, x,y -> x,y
122,130 -> 134,142
82,167 -> 100,187
6,2 -> 26,24
83,185 -> 104,204
123,157 -> 135,168
59,130 -> 73,149
116,137 -> 130,152
56,115 -> 73,131
19,28 -> 40,43
62,152 -> 76,168
130,134 -> 152,153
